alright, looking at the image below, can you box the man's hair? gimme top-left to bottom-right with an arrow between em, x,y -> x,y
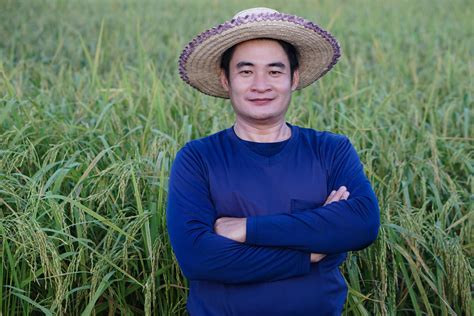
220,38 -> 299,83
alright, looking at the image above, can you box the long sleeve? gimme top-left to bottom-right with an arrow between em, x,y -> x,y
245,136 -> 380,254
166,143 -> 311,284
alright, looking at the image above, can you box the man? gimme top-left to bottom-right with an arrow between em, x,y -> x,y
167,7 -> 380,315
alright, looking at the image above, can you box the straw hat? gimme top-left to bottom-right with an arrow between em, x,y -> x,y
178,7 -> 341,98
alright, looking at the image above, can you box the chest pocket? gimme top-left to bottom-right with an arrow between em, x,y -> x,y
290,198 -> 324,212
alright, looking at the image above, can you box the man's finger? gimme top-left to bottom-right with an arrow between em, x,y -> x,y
341,191 -> 350,200
323,190 -> 336,206
332,186 -> 347,201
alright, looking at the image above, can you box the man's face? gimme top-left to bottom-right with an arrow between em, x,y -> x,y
220,39 -> 299,125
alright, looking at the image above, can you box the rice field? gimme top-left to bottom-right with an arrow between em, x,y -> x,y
0,0 -> 472,315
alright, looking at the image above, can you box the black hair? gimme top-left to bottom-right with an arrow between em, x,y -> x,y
220,38 -> 299,83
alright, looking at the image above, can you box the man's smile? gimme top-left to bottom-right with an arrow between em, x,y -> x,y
247,97 -> 275,105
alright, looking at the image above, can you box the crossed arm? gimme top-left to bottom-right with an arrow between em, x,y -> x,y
167,137 -> 380,284
214,186 -> 351,263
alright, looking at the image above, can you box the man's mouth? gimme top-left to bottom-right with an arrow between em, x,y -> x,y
248,98 -> 274,105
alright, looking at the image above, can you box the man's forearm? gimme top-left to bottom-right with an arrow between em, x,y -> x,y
214,188 -> 380,255
245,193 -> 380,254
214,186 -> 352,255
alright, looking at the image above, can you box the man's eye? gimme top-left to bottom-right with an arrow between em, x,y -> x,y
270,70 -> 282,76
239,70 -> 252,75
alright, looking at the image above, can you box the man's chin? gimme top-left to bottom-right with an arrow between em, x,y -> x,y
240,114 -> 284,125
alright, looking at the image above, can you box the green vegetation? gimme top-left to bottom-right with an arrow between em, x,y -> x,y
0,0 -> 472,314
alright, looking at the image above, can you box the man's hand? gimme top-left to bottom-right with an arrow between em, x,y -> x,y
214,217 -> 247,243
310,253 -> 327,263
311,186 -> 350,263
323,186 -> 350,206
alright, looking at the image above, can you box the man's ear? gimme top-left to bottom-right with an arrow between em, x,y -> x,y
291,69 -> 300,91
220,69 -> 230,92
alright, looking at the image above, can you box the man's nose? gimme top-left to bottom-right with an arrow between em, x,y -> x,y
251,72 -> 271,92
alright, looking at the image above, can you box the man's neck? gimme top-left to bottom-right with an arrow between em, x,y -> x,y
233,119 -> 291,143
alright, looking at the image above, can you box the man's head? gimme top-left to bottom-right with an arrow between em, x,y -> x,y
178,7 -> 341,98
218,39 -> 299,124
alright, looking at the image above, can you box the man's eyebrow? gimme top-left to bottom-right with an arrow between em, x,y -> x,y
268,62 -> 286,69
236,61 -> 254,68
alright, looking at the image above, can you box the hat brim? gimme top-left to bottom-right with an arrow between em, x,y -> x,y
179,13 -> 341,98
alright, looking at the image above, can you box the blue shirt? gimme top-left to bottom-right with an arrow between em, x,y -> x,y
166,122 -> 380,315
